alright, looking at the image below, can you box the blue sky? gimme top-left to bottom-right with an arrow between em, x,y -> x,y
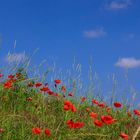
0,0 -> 140,105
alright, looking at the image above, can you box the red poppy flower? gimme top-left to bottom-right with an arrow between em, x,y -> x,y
3,80 -> 13,89
114,102 -> 122,108
0,128 -> 5,133
74,122 -> 84,128
133,109 -> 140,115
64,102 -> 71,111
61,86 -> 66,91
67,120 -> 75,128
98,102 -> 105,108
85,108 -> 90,112
47,90 -> 54,95
101,115 -> 116,124
94,120 -> 103,127
26,97 -> 32,101
40,86 -> 50,92
44,128 -> 51,137
53,93 -> 60,97
0,73 -> 4,78
8,74 -> 15,79
67,119 -> 73,125
89,112 -> 97,118
66,120 -> 84,129
64,105 -> 69,110
32,127 -> 41,134
68,92 -> 74,96
119,132 -> 129,139
64,100 -> 72,108
71,104 -> 77,112
64,100 -> 77,112
35,82 -> 42,87
92,99 -> 98,105
106,107 -> 111,113
80,96 -> 86,102
54,79 -> 61,84
16,73 -> 20,78
127,112 -> 132,117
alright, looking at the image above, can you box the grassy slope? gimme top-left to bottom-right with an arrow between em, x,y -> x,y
0,75 -> 140,140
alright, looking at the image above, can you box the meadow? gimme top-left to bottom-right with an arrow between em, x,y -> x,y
0,63 -> 140,140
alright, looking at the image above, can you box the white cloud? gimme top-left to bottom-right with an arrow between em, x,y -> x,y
126,33 -> 135,39
123,33 -> 135,41
115,58 -> 140,68
107,0 -> 131,10
84,28 -> 106,39
6,52 -> 27,63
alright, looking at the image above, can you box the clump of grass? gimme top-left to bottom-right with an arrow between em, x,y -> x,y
0,65 -> 140,140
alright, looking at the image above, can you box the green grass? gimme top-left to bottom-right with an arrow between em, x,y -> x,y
0,71 -> 140,140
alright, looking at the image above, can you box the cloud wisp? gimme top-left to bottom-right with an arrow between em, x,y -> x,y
123,33 -> 135,41
115,58 -> 140,68
106,0 -> 131,10
84,28 -> 106,39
